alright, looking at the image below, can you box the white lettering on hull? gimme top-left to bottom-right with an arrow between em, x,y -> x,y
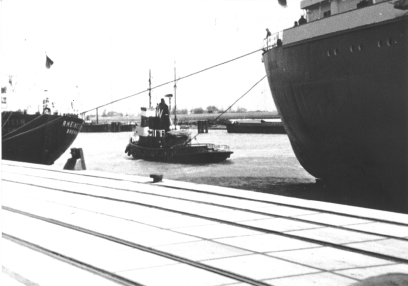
62,120 -> 81,135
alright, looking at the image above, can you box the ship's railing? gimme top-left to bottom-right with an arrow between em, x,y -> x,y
172,143 -> 230,152
212,144 -> 230,151
263,31 -> 283,51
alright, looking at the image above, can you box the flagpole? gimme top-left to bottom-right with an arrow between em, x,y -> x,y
44,53 -> 54,114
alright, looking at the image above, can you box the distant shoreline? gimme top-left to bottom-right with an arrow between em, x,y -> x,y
86,111 -> 280,126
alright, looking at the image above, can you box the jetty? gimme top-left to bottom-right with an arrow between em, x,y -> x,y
226,119 -> 285,134
2,160 -> 408,285
80,122 -> 136,133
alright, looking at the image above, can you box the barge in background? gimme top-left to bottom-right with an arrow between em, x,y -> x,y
80,122 -> 135,133
263,0 -> 408,208
226,118 -> 285,134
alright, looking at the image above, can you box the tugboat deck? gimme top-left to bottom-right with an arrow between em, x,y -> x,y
2,160 -> 408,285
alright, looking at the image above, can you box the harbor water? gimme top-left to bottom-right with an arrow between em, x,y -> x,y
53,130 -> 403,213
54,130 -> 314,189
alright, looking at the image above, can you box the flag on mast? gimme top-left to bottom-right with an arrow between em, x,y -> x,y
46,55 -> 54,69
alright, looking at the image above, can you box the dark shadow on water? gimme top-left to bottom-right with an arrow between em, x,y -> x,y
178,176 -> 408,214
125,157 -> 235,166
169,160 -> 234,166
273,180 -> 408,214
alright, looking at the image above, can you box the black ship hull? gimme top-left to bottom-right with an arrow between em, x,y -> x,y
2,112 -> 83,165
125,141 -> 233,164
263,13 -> 408,206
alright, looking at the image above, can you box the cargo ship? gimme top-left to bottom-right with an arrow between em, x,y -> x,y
2,101 -> 83,165
2,57 -> 83,165
263,0 -> 408,206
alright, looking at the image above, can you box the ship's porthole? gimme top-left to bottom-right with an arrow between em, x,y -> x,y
350,46 -> 354,52
334,49 -> 338,56
387,38 -> 392,46
358,44 -> 362,51
327,50 -> 331,57
377,40 -> 383,47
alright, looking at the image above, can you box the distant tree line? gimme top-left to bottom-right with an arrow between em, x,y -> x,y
86,107 -> 257,120
171,107 -> 188,114
189,106 -> 247,114
101,110 -> 124,117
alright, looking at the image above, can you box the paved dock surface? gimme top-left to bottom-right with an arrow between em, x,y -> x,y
2,160 -> 408,286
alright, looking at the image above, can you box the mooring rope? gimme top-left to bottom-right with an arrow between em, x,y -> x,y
80,48 -> 264,115
2,116 -> 65,143
2,111 -> 11,121
184,75 -> 267,145
213,75 -> 267,122
2,114 -> 46,139
1,111 -> 14,128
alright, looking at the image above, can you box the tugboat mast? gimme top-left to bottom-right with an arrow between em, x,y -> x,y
148,69 -> 152,108
174,65 -> 177,126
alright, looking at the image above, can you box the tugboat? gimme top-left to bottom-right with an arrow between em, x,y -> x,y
125,98 -> 233,164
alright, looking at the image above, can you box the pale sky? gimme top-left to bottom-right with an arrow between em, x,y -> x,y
1,0 -> 303,115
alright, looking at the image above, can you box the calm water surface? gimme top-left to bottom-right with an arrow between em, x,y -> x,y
54,130 -> 404,213
54,130 -> 314,189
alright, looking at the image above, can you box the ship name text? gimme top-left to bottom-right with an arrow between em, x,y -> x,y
63,120 -> 81,135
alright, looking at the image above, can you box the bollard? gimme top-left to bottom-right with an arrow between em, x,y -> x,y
150,174 -> 163,183
198,120 -> 203,133
197,120 -> 208,133
63,148 -> 86,170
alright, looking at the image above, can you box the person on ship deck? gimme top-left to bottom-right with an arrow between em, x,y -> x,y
158,98 -> 170,132
298,15 -> 307,25
265,28 -> 271,40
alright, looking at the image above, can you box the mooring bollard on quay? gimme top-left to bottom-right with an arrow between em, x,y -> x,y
150,174 -> 163,183
63,148 -> 87,170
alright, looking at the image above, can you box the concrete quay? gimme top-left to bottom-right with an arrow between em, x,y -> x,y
2,160 -> 408,286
